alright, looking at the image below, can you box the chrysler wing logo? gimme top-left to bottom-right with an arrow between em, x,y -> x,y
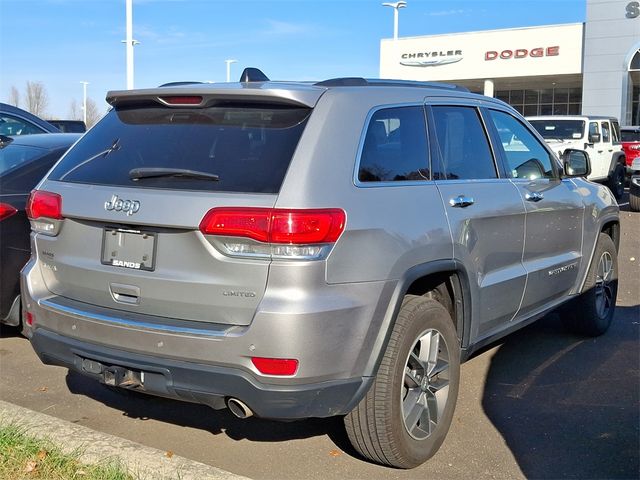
400,49 -> 463,67
105,194 -> 140,216
400,56 -> 463,67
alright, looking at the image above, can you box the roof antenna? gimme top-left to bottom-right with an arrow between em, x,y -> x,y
239,68 -> 270,83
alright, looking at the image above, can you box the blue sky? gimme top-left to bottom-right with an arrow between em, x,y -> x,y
1,0 -> 585,118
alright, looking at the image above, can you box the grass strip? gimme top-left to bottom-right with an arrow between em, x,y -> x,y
0,423 -> 133,480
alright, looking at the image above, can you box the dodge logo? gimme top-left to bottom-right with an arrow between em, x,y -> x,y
105,194 -> 140,216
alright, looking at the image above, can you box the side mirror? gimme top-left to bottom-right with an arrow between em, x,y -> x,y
588,133 -> 601,143
562,149 -> 591,177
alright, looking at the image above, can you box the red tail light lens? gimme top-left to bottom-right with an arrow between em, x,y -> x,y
199,208 -> 345,245
200,208 -> 270,242
26,191 -> 62,220
251,357 -> 299,376
270,210 -> 345,244
0,203 -> 17,221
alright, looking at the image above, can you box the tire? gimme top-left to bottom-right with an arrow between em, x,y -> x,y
606,163 -> 625,200
630,178 -> 640,212
563,233 -> 618,336
344,295 -> 460,468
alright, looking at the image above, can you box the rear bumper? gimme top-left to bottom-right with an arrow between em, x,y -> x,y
31,327 -> 372,419
21,252 -> 394,419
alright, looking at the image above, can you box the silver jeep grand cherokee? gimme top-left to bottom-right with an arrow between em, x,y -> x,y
21,69 -> 620,468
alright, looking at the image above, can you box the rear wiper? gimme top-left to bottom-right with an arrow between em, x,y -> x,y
129,167 -> 220,182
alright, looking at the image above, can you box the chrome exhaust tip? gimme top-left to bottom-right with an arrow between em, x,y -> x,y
227,397 -> 253,419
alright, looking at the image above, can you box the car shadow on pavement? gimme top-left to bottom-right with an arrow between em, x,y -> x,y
481,307 -> 640,479
64,369 -> 353,448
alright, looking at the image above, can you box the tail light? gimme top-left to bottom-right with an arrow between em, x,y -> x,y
199,207 -> 346,260
26,190 -> 63,236
0,203 -> 17,221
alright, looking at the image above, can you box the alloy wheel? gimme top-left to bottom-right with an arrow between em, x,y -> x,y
401,329 -> 450,440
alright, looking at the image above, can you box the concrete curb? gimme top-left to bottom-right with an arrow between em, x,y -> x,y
0,400 -> 250,480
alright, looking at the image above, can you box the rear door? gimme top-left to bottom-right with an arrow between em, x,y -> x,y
428,103 -> 527,340
37,102 -> 311,326
587,121 -> 608,179
484,108 -> 584,316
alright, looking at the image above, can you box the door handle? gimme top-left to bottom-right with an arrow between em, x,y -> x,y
449,195 -> 474,208
525,192 -> 544,202
597,150 -> 603,153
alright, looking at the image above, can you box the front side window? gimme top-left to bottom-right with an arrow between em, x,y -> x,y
487,109 -> 556,180
358,106 -> 429,182
431,105 -> 496,180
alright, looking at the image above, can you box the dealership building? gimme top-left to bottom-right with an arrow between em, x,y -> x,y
380,0 -> 640,125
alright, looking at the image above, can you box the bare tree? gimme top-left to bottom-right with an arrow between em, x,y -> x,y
25,81 -> 49,117
85,98 -> 102,127
8,86 -> 20,107
68,99 -> 81,120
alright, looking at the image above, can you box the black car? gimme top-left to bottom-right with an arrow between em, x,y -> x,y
0,133 -> 80,334
46,120 -> 87,133
0,103 -> 60,136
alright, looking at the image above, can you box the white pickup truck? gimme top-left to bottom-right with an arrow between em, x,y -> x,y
527,115 -> 627,199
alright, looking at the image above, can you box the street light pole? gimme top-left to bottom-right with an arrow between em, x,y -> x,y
123,0 -> 140,89
225,59 -> 237,82
382,1 -> 407,40
80,81 -> 89,124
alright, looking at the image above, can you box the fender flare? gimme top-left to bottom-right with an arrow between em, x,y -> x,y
608,151 -> 626,176
360,259 -> 473,379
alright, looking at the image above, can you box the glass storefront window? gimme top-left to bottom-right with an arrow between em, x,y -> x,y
490,87 -> 581,117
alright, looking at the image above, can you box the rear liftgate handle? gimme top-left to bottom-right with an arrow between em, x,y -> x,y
449,195 -> 475,208
109,283 -> 140,305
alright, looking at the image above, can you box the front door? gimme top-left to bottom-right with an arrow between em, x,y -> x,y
484,108 -> 584,317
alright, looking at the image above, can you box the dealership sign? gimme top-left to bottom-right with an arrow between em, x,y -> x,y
627,1 -> 640,18
485,46 -> 560,61
400,49 -> 463,67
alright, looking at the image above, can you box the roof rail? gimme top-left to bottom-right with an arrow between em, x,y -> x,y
314,77 -> 469,92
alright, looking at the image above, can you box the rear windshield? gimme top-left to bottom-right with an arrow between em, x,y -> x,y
528,120 -> 585,140
48,103 -> 311,193
0,144 -> 47,174
621,130 -> 640,142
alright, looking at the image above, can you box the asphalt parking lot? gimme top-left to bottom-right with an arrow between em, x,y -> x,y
1,197 -> 638,480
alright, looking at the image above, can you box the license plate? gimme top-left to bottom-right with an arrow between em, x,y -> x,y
101,228 -> 156,271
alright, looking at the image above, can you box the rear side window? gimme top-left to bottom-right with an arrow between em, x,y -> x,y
358,106 -> 429,182
0,115 -> 45,136
431,106 -> 496,180
48,104 -> 311,193
601,122 -> 611,143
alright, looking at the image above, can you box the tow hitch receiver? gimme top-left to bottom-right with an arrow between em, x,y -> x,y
104,366 -> 143,389
81,359 -> 143,389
